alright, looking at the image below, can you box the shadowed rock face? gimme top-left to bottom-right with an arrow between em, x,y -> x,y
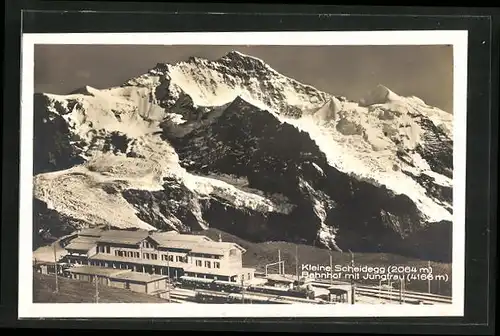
158,97 -> 451,262
33,198 -> 84,250
33,94 -> 86,175
415,117 -> 453,179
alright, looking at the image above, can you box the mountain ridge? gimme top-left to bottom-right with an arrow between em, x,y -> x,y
32,51 -> 453,262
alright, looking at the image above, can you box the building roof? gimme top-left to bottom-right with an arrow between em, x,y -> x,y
72,236 -> 100,243
65,241 -> 96,252
156,241 -> 193,251
33,244 -> 68,263
67,265 -> 130,277
328,287 -> 349,295
189,245 -> 227,256
150,232 -> 212,245
78,228 -> 105,237
97,229 -> 150,245
110,272 -> 168,283
151,232 -> 245,255
73,228 -> 245,256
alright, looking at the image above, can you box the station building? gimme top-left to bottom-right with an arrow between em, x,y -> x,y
60,228 -> 255,284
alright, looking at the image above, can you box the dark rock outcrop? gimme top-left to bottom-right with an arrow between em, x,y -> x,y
33,94 -> 85,175
415,117 -> 453,178
33,198 -> 84,250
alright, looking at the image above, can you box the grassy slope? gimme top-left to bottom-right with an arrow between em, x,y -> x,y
33,273 -> 170,303
192,228 -> 452,296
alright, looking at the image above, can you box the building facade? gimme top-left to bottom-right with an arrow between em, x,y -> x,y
66,265 -> 169,295
60,228 -> 255,284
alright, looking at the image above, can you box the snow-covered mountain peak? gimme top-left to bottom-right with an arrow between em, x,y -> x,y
359,84 -> 402,106
118,52 -> 332,117
33,51 -> 453,261
217,50 -> 270,70
69,85 -> 100,96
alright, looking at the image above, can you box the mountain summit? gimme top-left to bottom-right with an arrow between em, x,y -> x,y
32,52 -> 453,262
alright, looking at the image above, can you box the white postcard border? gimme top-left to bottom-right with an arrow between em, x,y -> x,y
19,30 -> 468,318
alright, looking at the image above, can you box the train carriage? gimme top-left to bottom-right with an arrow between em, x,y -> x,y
179,276 -> 243,293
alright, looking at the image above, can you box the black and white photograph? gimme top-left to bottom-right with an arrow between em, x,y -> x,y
19,31 -> 468,318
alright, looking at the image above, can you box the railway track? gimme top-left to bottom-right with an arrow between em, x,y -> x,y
355,287 -> 451,304
355,284 -> 451,298
312,281 -> 452,304
194,289 -> 319,304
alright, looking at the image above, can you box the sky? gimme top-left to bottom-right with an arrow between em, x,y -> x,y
34,44 -> 454,113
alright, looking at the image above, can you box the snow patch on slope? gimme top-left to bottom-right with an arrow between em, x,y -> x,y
33,164 -> 157,231
181,172 -> 294,214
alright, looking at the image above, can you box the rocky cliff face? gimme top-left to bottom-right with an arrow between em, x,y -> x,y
31,51 -> 453,262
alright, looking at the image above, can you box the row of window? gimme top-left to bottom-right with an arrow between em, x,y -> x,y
96,244 -> 226,261
142,252 -> 158,260
98,244 -> 221,260
190,253 -> 223,260
112,250 -> 189,263
97,245 -> 111,254
82,255 -> 220,269
142,241 -> 154,249
115,250 -> 140,258
195,260 -> 221,269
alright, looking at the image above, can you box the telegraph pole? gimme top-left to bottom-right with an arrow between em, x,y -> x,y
166,278 -> 171,303
403,277 -> 406,304
95,275 -> 100,303
166,250 -> 170,279
329,254 -> 333,286
278,250 -> 282,275
349,250 -> 355,305
427,260 -> 431,294
241,277 -> 245,304
53,242 -> 59,293
399,278 -> 405,304
295,245 -> 299,282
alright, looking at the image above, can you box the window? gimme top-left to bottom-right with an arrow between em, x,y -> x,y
196,260 -> 202,267
135,252 -> 139,258
115,250 -> 119,256
106,246 -> 110,254
205,261 -> 211,268
152,254 -> 157,260
214,262 -> 220,269
247,273 -> 251,280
